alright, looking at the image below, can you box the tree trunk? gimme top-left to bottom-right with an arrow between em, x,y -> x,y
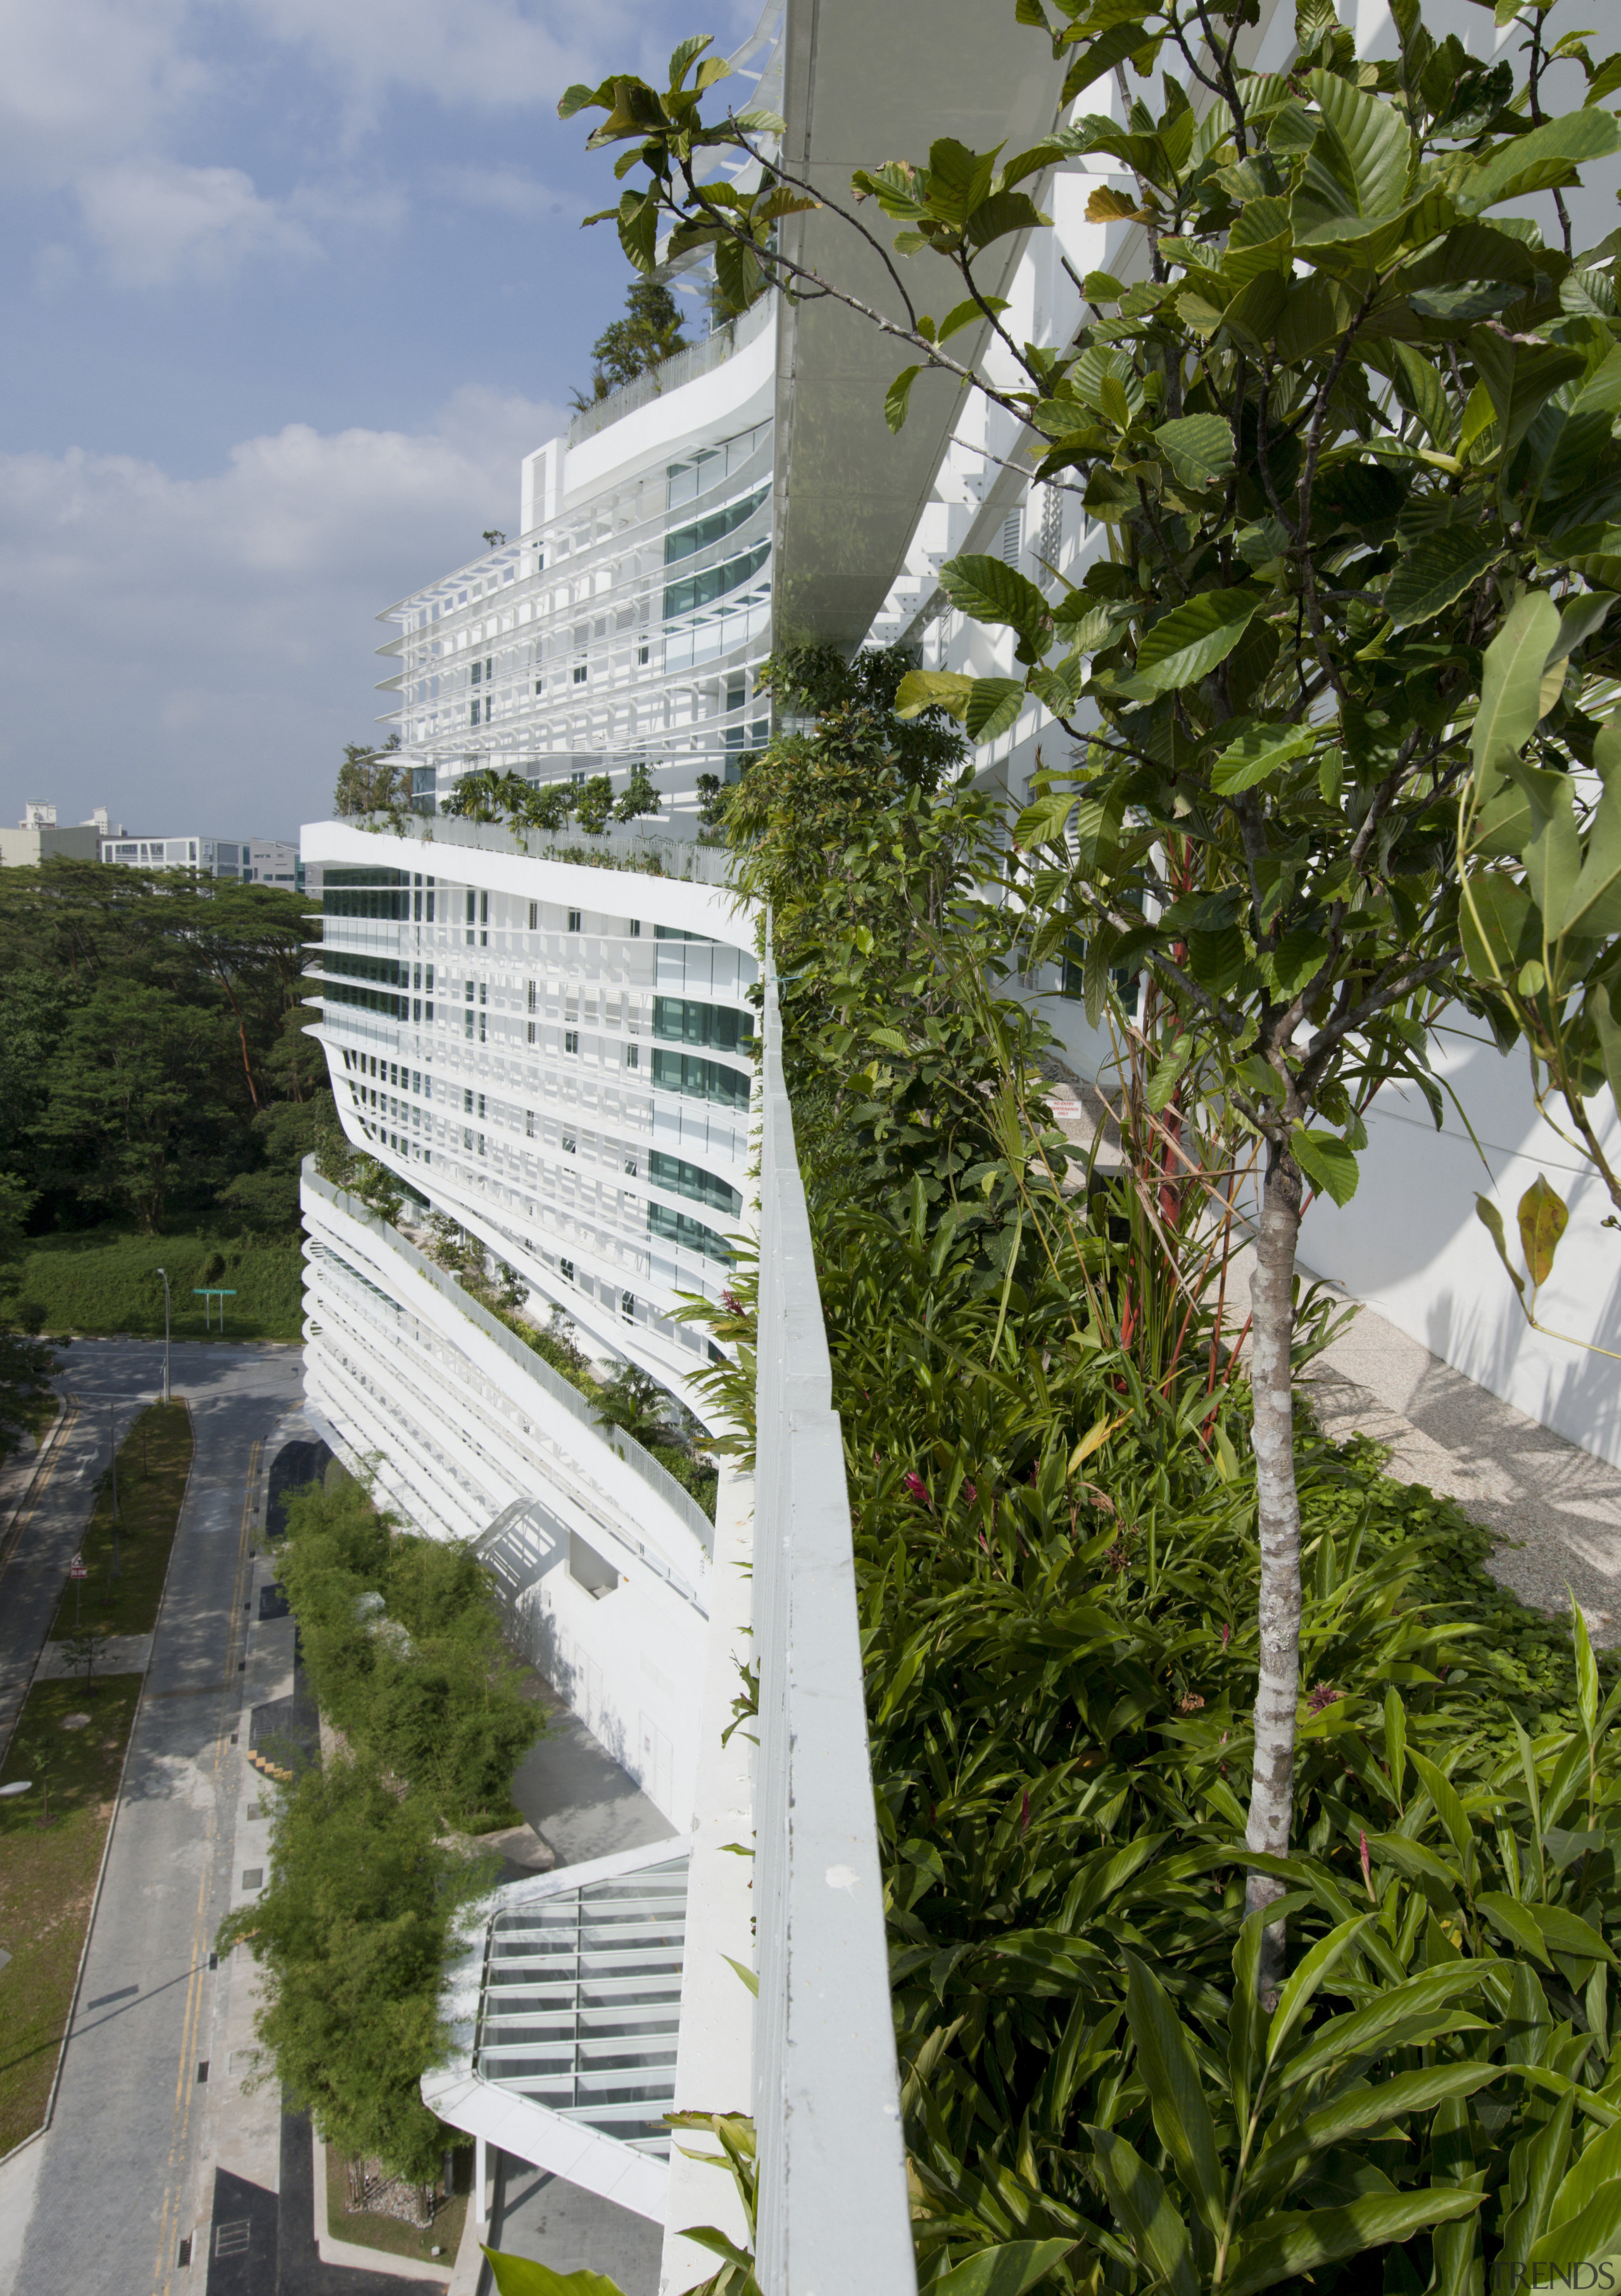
1244,1135 -> 1304,2008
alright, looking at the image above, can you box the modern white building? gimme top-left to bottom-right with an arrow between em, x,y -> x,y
99,830 -> 299,881
294,1 -> 1621,2289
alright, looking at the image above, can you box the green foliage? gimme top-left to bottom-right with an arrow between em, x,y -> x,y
569,278 -> 689,412
0,855 -> 319,1242
334,733 -> 407,818
442,766 -> 661,839
216,1753 -> 493,2182
16,1228 -> 303,1344
274,1472 -> 545,1830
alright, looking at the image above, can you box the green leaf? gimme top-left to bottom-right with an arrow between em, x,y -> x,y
1479,1890 -> 1553,1965
1146,1033 -> 1194,1113
1123,1952 -> 1227,2239
1155,413 -> 1235,488
933,2240 -> 1078,2296
1296,69 -> 1415,231
1461,107 -> 1621,214
1461,870 -> 1537,988
1527,1900 -> 1618,1969
1545,2116 -> 1621,2236
1125,588 -> 1265,696
1560,759 -> 1621,937
1468,327 -> 1589,460
895,669 -> 973,722
885,366 -> 922,433
966,190 -> 1052,249
1277,1965 -> 1499,2090
1229,1913 -> 1266,2133
1575,1597 -> 1600,1741
1212,722 -> 1316,793
1291,1128 -> 1359,1207
1517,763 -> 1583,939
1504,2089 -> 1575,2257
1084,2126 -> 1200,2296
1060,22 -> 1153,106
935,295 -> 1009,345
1472,591 -> 1562,787
1517,1174 -> 1569,1290
1223,2189 -> 1485,2296
1537,348 -> 1621,502
940,554 -> 1052,637
965,679 -> 1028,741
1251,2064 -> 1509,2199
483,2252 -> 628,2296
1408,1749 -> 1475,1870
1266,1915 -> 1372,2067
1383,526 -> 1500,629
1529,2179 -> 1621,2266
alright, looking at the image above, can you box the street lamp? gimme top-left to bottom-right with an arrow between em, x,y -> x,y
155,1267 -> 171,1404
109,1401 -> 120,1581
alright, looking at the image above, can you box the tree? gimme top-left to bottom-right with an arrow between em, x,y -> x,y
0,1173 -> 62,1471
333,735 -> 407,818
569,279 -> 690,411
34,980 -> 237,1233
566,4 -> 1621,1993
216,1753 -> 493,2180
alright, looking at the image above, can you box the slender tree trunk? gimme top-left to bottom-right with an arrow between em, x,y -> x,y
1244,1134 -> 1304,2007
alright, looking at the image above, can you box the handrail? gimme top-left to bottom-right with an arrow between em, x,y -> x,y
752,965 -> 918,2292
566,295 -> 775,449
303,1165 -> 716,1559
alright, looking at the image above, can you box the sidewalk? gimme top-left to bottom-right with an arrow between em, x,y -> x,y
1307,1298 -> 1621,1639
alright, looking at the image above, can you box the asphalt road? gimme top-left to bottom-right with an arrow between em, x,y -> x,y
8,1340 -> 305,2296
0,1374 -> 157,1766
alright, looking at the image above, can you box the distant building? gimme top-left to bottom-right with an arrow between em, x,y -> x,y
0,800 -> 103,868
99,834 -> 300,884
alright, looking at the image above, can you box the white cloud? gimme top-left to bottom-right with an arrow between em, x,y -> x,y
0,0 -> 203,177
0,388 -> 567,835
436,164 -> 571,220
76,160 -> 319,288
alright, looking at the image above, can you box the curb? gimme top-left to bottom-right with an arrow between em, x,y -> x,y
312,2126 -> 453,2285
0,1396 -> 70,1548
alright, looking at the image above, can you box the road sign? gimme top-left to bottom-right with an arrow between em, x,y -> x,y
194,1287 -> 238,1333
68,1556 -> 87,1580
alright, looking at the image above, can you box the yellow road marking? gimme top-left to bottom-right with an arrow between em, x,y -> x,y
149,1428 -> 261,2296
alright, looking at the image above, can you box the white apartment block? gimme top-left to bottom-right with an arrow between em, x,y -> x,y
100,831 -> 299,881
294,1 -> 1621,2288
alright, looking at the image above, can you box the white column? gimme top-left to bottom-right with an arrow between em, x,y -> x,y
474,2134 -> 488,2228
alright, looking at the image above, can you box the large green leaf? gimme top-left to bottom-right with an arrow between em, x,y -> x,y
1529,2179 -> 1621,2266
1296,70 -> 1413,232
1460,107 -> 1621,215
1156,413 -> 1235,488
1468,327 -> 1588,460
1223,2189 -> 1485,2296
1383,524 -> 1500,628
1277,1963 -> 1499,2089
1126,589 -> 1265,695
1291,1129 -> 1360,1207
1250,2064 -> 1510,2200
934,2239 -> 1078,2296
1516,761 -> 1582,936
1479,1890 -> 1553,1967
1545,2117 -> 1621,2236
483,2252 -> 628,2296
1085,2127 -> 1199,2296
1471,591 -> 1561,787
1266,1915 -> 1372,2064
1123,1953 -> 1227,2238
1211,723 -> 1317,794
1501,2089 -> 1575,2257
1532,346 -> 1621,502
940,555 -> 1051,637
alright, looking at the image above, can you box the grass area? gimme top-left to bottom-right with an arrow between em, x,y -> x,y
0,1675 -> 141,2159
18,1227 -> 303,1345
322,2139 -> 469,2268
51,1401 -> 192,1642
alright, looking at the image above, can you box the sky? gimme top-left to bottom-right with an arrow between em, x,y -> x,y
0,0 -> 759,840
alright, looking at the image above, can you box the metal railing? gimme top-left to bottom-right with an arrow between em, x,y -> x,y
361,810 -> 738,889
752,967 -> 918,2293
567,296 -> 776,449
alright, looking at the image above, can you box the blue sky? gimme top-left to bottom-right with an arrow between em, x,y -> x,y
0,0 -> 757,839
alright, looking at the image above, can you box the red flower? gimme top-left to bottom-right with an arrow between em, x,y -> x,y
963,1481 -> 978,1506
1308,1683 -> 1342,1713
1219,1621 -> 1232,1648
903,1470 -> 930,1507
721,1288 -> 743,1314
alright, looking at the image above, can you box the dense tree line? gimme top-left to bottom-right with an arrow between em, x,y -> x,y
0,857 -> 332,1240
